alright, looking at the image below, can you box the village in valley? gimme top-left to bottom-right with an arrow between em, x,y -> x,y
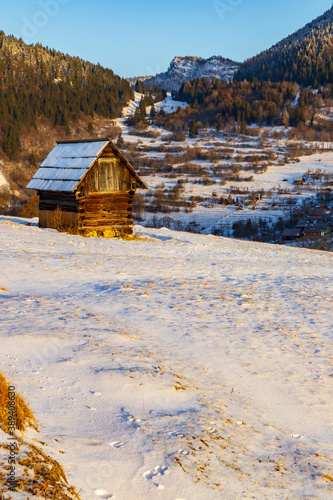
98,92 -> 333,250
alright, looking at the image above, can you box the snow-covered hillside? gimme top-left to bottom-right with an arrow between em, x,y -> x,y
147,93 -> 188,115
130,56 -> 240,91
121,92 -> 188,120
121,92 -> 143,118
0,170 -> 9,189
1,218 -> 333,499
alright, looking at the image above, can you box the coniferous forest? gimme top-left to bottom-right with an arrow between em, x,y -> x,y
152,77 -> 333,136
236,6 -> 333,86
0,31 -> 133,158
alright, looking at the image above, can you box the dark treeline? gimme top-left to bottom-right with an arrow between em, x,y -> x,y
0,31 -> 134,157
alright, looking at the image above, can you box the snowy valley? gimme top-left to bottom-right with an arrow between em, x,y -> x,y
104,92 -> 333,249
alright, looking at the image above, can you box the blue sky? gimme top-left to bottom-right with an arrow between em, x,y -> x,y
1,0 -> 333,78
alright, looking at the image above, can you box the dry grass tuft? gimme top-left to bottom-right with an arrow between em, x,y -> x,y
0,372 -> 37,433
0,437 -> 81,499
0,372 -> 81,499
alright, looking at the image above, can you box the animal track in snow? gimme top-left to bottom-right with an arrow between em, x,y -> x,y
95,489 -> 113,499
168,431 -> 183,438
127,416 -> 144,427
177,448 -> 190,456
128,417 -> 142,423
142,465 -> 169,488
86,439 -> 103,446
109,441 -> 125,448
91,391 -> 102,396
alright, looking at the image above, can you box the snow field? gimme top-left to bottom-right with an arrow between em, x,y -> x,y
0,218 -> 333,499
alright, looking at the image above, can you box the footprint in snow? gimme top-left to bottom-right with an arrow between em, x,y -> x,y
95,490 -> 113,499
86,439 -> 103,446
143,465 -> 169,489
127,417 -> 143,426
168,431 -> 183,438
109,441 -> 125,448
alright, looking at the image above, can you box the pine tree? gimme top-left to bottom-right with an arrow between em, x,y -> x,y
29,152 -> 37,167
116,133 -> 124,148
87,122 -> 94,135
282,108 -> 290,127
189,120 -> 198,138
3,125 -> 21,158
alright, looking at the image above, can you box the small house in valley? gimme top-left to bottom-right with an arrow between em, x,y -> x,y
26,138 -> 148,236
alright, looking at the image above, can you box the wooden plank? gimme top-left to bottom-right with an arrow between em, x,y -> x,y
40,192 -> 77,202
39,210 -> 78,229
79,224 -> 133,230
79,206 -> 132,213
81,196 -> 134,201
80,215 -> 133,222
80,200 -> 132,207
80,202 -> 132,209
80,213 -> 132,219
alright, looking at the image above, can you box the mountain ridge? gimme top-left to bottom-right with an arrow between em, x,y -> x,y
128,55 -> 240,91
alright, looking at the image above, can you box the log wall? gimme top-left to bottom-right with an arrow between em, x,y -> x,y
39,192 -> 79,213
78,191 -> 135,234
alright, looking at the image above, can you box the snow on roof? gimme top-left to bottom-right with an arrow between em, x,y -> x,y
26,138 -> 147,192
27,139 -> 109,192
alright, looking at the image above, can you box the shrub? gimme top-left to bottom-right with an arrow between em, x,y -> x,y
17,193 -> 39,218
0,187 -> 11,213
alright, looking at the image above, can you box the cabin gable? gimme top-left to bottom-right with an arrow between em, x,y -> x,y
80,156 -> 136,197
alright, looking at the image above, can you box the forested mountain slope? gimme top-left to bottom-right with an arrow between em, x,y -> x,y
237,6 -> 333,86
0,31 -> 133,158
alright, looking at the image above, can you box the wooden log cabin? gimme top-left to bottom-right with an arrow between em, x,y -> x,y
26,138 -> 148,236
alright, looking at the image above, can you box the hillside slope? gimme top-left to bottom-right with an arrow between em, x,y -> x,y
0,218 -> 333,499
237,6 -> 333,86
0,31 -> 133,158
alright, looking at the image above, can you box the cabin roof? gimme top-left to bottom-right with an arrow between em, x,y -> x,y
303,222 -> 329,233
26,138 -> 148,192
309,207 -> 327,218
282,228 -> 301,237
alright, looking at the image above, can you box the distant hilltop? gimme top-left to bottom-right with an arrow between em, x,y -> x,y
128,55 -> 240,91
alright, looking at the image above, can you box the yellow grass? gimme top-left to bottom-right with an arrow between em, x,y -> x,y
0,372 -> 37,433
0,372 -> 81,499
